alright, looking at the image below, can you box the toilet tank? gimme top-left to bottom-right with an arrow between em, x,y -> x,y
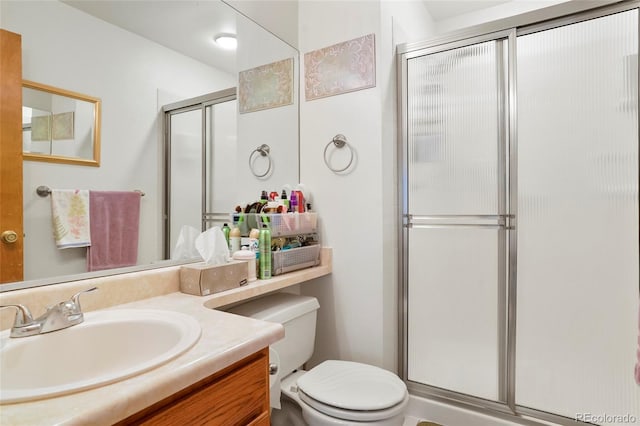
226,293 -> 319,377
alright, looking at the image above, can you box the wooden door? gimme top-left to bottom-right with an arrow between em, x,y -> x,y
0,29 -> 23,283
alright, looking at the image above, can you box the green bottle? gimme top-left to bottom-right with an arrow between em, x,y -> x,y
222,223 -> 231,249
259,224 -> 271,279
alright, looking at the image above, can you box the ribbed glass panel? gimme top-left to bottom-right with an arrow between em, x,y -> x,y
205,100 -> 237,227
169,109 -> 202,257
407,227 -> 501,401
515,10 -> 640,422
407,41 -> 500,215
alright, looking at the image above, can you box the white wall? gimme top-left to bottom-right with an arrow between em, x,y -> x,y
297,0 -> 434,372
384,0 -> 435,45
236,16 -> 300,206
1,0 -> 234,280
225,0 -> 299,48
298,0 -> 386,370
434,0 -> 569,34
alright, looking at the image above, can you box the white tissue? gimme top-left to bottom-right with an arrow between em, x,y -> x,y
194,226 -> 230,265
172,225 -> 201,260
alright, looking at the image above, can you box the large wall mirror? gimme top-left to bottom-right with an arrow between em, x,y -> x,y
0,0 -> 299,291
23,80 -> 101,166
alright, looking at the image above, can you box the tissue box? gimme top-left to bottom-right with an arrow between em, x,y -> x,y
179,261 -> 248,296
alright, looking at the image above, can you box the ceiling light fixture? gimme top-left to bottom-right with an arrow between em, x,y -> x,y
213,33 -> 237,50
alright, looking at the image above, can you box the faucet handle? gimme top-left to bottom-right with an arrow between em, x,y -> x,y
67,287 -> 98,315
1,304 -> 42,337
0,304 -> 34,327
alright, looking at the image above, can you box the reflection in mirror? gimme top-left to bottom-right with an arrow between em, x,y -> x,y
165,89 -> 239,259
0,0 -> 299,291
22,80 -> 101,166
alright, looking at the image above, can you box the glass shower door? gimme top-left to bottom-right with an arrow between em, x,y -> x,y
167,107 -> 203,258
515,10 -> 640,420
404,38 -> 508,402
204,99 -> 238,231
164,89 -> 236,258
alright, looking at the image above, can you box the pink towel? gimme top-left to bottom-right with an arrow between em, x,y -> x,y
636,305 -> 640,385
87,191 -> 141,272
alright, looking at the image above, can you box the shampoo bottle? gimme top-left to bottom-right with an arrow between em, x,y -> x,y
249,228 -> 260,252
289,191 -> 297,213
259,224 -> 271,279
229,225 -> 241,253
222,223 -> 231,248
281,190 -> 289,211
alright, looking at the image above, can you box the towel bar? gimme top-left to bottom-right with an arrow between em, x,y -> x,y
36,186 -> 145,197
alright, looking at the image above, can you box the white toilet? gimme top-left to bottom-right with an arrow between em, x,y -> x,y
226,292 -> 408,426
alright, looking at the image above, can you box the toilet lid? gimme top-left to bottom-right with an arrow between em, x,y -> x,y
296,360 -> 407,411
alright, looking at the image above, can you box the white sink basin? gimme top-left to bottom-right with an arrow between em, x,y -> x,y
0,309 -> 201,404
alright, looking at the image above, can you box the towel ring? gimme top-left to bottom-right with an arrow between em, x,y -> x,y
324,134 -> 354,173
249,144 -> 272,178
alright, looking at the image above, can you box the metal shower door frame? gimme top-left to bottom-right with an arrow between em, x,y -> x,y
162,87 -> 237,259
398,27 -> 514,415
396,1 -> 639,425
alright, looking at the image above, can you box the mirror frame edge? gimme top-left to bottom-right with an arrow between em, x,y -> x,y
0,258 -> 201,293
22,79 -> 102,167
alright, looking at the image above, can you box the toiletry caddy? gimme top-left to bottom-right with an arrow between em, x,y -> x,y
231,212 -> 320,276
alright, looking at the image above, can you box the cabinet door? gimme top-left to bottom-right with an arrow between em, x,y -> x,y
247,412 -> 270,426
119,348 -> 270,426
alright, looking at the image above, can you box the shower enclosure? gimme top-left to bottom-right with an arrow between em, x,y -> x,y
163,88 -> 237,258
398,2 -> 639,424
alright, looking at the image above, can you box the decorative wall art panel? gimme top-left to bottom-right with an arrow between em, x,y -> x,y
52,111 -> 74,140
239,58 -> 294,113
304,34 -> 376,101
31,115 -> 51,141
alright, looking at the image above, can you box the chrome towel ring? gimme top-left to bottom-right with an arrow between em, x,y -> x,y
324,134 -> 354,173
249,144 -> 272,178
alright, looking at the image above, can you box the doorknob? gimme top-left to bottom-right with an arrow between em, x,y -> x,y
1,231 -> 18,244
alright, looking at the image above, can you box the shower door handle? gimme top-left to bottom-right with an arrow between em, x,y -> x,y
405,214 -> 513,229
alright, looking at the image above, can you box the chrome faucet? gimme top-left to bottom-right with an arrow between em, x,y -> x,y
1,287 -> 97,338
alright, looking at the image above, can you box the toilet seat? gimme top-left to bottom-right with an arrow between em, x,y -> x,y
296,360 -> 408,422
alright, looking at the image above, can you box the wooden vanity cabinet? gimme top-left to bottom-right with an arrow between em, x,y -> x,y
117,347 -> 270,426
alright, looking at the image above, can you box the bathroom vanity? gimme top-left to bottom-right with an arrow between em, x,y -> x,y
0,248 -> 332,425
118,348 -> 270,425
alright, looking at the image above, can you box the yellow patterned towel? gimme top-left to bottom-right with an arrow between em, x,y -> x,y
50,189 -> 91,248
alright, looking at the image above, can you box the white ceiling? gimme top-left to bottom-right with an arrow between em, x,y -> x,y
62,0 -> 514,74
423,0 -> 512,21
62,0 -> 241,74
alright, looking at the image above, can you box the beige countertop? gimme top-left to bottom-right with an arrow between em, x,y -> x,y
0,292 -> 284,426
0,248 -> 332,426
